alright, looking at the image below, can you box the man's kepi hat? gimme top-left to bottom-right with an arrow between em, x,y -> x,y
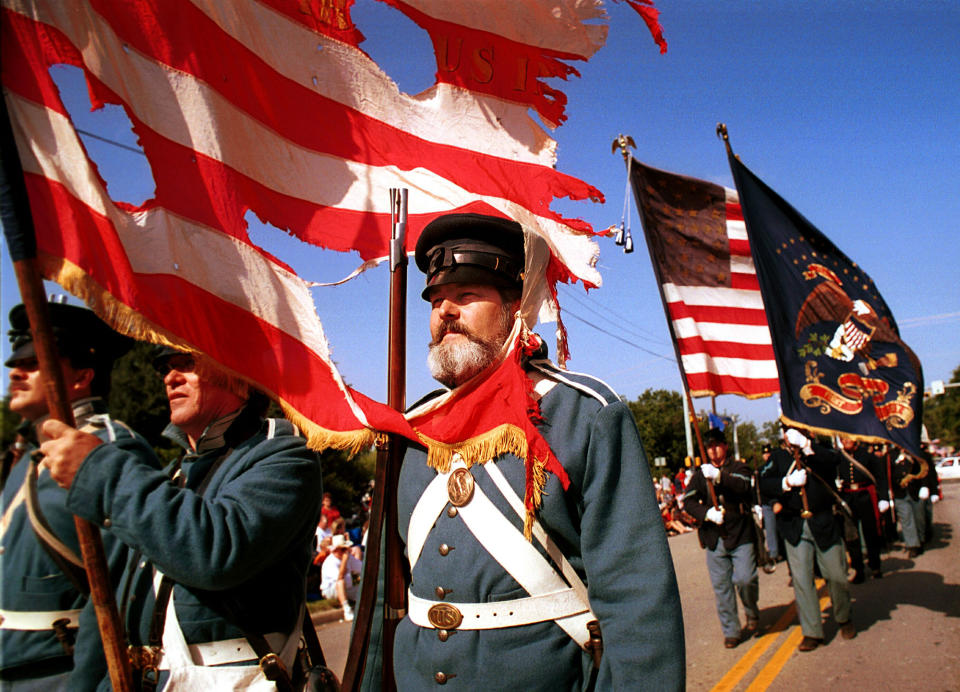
5,302 -> 133,369
415,213 -> 524,300
705,427 -> 727,445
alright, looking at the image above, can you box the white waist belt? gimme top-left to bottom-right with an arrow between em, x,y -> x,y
408,588 -> 590,630
151,632 -> 285,669
0,608 -> 81,630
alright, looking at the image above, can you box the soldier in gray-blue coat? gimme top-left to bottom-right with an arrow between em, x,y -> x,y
39,348 -> 323,690
1,303 -> 136,690
366,213 -> 684,690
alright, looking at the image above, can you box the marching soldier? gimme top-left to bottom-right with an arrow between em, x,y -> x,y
683,427 -> 760,648
759,428 -> 855,651
364,213 -> 684,690
40,347 -> 324,690
890,447 -> 932,558
1,302 -> 136,689
919,441 -> 941,545
837,437 -> 885,582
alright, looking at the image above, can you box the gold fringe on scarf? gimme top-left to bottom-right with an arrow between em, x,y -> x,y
418,423 -> 529,473
523,456 -> 549,540
41,254 -> 376,456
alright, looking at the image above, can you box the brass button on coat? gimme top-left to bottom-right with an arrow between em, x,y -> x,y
438,543 -> 451,556
435,672 -> 456,684
447,506 -> 458,518
434,586 -> 451,599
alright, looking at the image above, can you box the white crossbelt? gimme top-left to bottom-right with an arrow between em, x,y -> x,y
0,608 -> 81,630
406,458 -> 595,647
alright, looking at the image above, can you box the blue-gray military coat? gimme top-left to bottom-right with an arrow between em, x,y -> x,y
366,359 -> 685,691
0,398 -> 142,682
65,405 -> 323,690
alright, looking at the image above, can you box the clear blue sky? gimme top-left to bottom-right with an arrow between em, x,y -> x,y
3,0 -> 959,434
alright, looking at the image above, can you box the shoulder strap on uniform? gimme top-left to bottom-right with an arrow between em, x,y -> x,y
25,453 -> 89,594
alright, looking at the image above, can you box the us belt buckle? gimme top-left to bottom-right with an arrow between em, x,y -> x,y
447,468 -> 475,507
427,603 -> 463,630
849,483 -> 860,490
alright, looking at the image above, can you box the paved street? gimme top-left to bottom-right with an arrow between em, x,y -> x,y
316,480 -> 960,689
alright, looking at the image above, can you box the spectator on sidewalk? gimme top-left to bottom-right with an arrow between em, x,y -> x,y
320,535 -> 362,622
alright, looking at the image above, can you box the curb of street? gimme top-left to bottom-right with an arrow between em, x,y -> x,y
311,607 -> 345,625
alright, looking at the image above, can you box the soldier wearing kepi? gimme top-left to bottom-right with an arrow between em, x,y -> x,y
889,447 -> 929,558
1,302 -> 137,690
759,428 -> 855,651
368,213 -> 684,690
683,427 -> 759,648
837,437 -> 885,582
38,347 -> 323,690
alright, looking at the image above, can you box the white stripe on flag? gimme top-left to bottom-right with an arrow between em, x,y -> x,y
680,353 -> 779,379
671,318 -> 774,345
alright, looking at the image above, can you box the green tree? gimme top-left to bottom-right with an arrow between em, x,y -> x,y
732,420 -> 761,466
924,363 -> 960,452
627,389 -> 688,473
760,420 -> 783,447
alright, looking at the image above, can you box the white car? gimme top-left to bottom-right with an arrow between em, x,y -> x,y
936,456 -> 960,481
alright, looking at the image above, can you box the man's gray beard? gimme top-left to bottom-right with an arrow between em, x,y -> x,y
428,337 -> 500,388
427,306 -> 515,388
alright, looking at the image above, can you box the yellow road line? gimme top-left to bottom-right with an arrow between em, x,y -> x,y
709,604 -> 798,692
745,582 -> 831,692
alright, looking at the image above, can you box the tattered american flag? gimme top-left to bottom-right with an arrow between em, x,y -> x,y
1,0 -> 665,449
629,158 -> 779,399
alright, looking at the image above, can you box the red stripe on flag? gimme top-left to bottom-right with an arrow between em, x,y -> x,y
729,274 -> 760,291
686,371 -> 780,398
675,337 -> 776,362
666,301 -> 770,327
728,238 -> 752,257
725,201 -> 743,221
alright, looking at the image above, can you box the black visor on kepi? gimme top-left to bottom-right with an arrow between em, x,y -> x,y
415,213 -> 524,300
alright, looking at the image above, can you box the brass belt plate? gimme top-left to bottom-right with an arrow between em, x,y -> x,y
447,468 -> 475,507
427,603 -> 463,630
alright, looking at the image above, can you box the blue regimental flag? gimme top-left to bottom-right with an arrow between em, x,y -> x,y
727,153 -> 924,457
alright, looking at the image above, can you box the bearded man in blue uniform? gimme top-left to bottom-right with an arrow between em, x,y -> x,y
367,213 -> 684,690
38,347 -> 323,690
1,302 -> 136,691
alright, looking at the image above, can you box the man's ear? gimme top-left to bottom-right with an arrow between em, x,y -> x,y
68,366 -> 96,395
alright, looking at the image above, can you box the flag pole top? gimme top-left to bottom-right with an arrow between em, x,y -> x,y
715,123 -> 736,158
611,134 -> 636,164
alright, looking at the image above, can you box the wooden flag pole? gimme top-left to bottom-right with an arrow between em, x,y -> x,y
1,116 -> 133,691
340,189 -> 409,691
615,136 -> 718,508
